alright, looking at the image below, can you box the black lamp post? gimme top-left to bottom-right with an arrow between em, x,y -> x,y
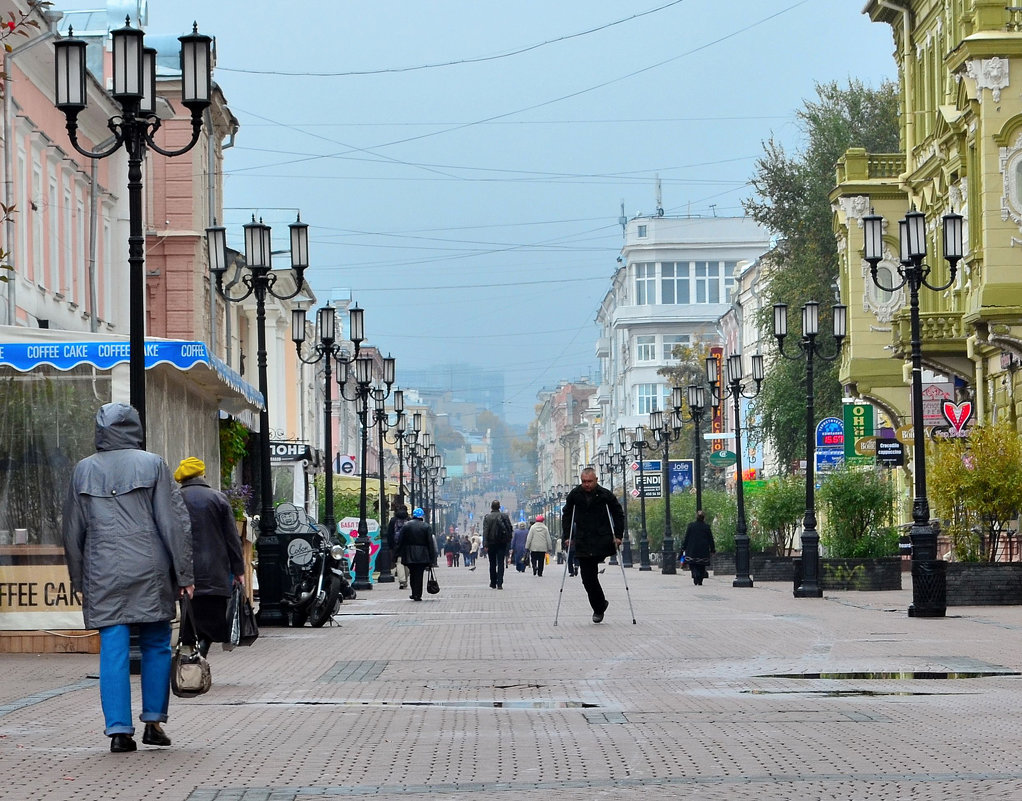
404,412 -> 422,509
685,385 -> 707,512
338,354 -> 395,590
597,451 -> 618,566
385,406 -> 407,506
774,299 -> 846,598
612,441 -> 633,567
707,351 -> 764,589
863,207 -> 963,617
291,305 -> 364,539
206,215 -> 308,627
55,20 -> 212,443
618,426 -> 652,570
371,383 -> 398,583
650,385 -> 685,575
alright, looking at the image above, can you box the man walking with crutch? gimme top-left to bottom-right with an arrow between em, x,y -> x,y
561,467 -> 624,623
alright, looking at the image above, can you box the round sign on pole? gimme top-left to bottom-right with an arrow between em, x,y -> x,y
854,436 -> 877,456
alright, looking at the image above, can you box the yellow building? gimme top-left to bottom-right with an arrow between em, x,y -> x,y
833,1 -> 1022,521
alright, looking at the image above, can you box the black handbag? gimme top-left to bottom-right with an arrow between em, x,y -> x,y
426,567 -> 440,595
171,596 -> 212,698
238,592 -> 259,646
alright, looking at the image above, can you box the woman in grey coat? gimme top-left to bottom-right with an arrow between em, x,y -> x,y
62,403 -> 194,753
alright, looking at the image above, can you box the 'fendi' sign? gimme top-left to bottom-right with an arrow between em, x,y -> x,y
270,441 -> 311,462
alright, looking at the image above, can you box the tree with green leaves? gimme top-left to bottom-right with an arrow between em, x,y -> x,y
744,79 -> 899,473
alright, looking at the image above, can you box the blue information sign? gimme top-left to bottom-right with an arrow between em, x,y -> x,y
668,460 -> 694,493
816,417 -> 844,450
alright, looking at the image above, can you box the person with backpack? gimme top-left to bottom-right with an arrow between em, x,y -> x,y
386,503 -> 411,590
482,499 -> 513,589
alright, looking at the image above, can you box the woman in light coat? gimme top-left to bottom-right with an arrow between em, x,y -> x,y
62,403 -> 194,753
525,515 -> 553,577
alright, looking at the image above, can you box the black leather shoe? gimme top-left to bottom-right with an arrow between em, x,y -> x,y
142,723 -> 171,747
593,600 -> 609,624
110,734 -> 137,753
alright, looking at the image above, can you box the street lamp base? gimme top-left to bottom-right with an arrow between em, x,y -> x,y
794,585 -> 823,598
732,576 -> 754,588
352,579 -> 374,591
376,574 -> 395,583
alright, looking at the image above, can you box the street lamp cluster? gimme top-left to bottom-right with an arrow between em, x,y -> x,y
863,207 -> 963,617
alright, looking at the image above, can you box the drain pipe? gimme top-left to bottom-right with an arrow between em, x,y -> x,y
209,106 -> 238,360
87,136 -> 117,333
876,0 -> 914,161
3,7 -> 64,326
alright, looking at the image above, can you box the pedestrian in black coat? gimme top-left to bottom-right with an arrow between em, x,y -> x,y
395,507 -> 437,601
682,510 -> 716,586
174,457 -> 245,654
561,468 -> 624,623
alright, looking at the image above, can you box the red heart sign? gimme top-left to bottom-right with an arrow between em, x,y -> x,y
942,401 -> 973,432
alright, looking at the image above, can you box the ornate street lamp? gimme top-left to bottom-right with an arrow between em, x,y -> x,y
611,440 -> 633,567
685,384 -> 708,512
291,304 -> 363,533
774,299 -> 846,598
650,385 -> 685,575
707,351 -> 764,588
55,20 -> 212,442
618,425 -> 652,570
597,450 -> 618,566
337,354 -> 395,590
863,207 -> 963,617
370,382 -> 398,583
206,215 -> 308,626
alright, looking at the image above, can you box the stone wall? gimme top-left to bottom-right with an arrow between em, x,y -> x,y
946,562 -> 1022,606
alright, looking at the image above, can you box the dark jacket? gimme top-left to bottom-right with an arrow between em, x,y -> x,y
386,510 -> 409,550
561,483 -> 624,560
396,519 -> 436,565
682,519 -> 716,562
482,510 -> 512,550
61,403 -> 193,629
179,476 -> 244,597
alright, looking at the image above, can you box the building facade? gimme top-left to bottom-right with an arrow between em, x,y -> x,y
832,0 -> 1022,524
594,214 -> 772,449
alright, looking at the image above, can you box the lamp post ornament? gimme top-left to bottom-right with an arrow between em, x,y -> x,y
863,206 -> 963,617
773,300 -> 846,598
55,20 -> 213,443
707,351 -> 764,588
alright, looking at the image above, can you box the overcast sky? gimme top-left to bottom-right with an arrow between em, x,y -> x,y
61,0 -> 897,426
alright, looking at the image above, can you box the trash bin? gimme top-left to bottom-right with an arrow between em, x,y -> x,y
909,559 -> 946,617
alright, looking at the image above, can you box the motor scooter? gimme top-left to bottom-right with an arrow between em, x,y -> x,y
283,527 -> 351,627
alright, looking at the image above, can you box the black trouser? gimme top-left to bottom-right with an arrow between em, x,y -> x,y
577,557 -> 606,613
690,560 -> 708,585
488,546 -> 507,587
530,551 -> 546,576
407,564 -> 426,599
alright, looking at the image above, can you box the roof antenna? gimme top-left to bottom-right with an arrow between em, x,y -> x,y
710,204 -> 717,217
618,200 -> 627,237
655,175 -> 664,217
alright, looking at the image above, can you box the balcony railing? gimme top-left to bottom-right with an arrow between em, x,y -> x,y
892,311 -> 965,357
867,154 -> 906,179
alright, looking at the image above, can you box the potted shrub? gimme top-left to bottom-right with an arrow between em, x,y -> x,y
817,464 -> 901,590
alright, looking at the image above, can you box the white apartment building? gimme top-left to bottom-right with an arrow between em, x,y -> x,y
594,215 -> 771,446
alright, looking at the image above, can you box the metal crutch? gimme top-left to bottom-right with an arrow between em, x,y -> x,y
553,507 -> 576,626
607,506 -> 637,624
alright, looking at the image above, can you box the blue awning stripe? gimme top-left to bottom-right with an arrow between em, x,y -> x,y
0,340 -> 264,409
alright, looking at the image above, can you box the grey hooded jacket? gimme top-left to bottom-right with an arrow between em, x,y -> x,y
62,403 -> 194,629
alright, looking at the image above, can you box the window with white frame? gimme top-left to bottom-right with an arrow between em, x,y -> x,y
661,261 -> 689,304
637,224 -> 647,237
724,261 -> 737,302
636,335 -> 656,362
31,164 -> 43,289
694,261 -> 720,303
48,179 -> 58,293
63,187 -> 72,299
76,193 -> 86,307
634,262 -> 655,305
663,334 -> 689,360
636,383 -> 663,415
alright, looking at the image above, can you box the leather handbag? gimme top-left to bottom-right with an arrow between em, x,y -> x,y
171,597 -> 212,698
426,567 -> 440,595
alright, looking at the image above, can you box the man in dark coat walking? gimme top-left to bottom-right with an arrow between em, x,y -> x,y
482,499 -> 512,589
682,510 -> 716,586
395,507 -> 437,601
561,468 -> 624,623
174,457 -> 245,655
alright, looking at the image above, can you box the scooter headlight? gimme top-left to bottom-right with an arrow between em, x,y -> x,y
330,544 -> 345,561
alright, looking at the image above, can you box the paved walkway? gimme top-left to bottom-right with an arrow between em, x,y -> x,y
3,562 -> 1022,800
